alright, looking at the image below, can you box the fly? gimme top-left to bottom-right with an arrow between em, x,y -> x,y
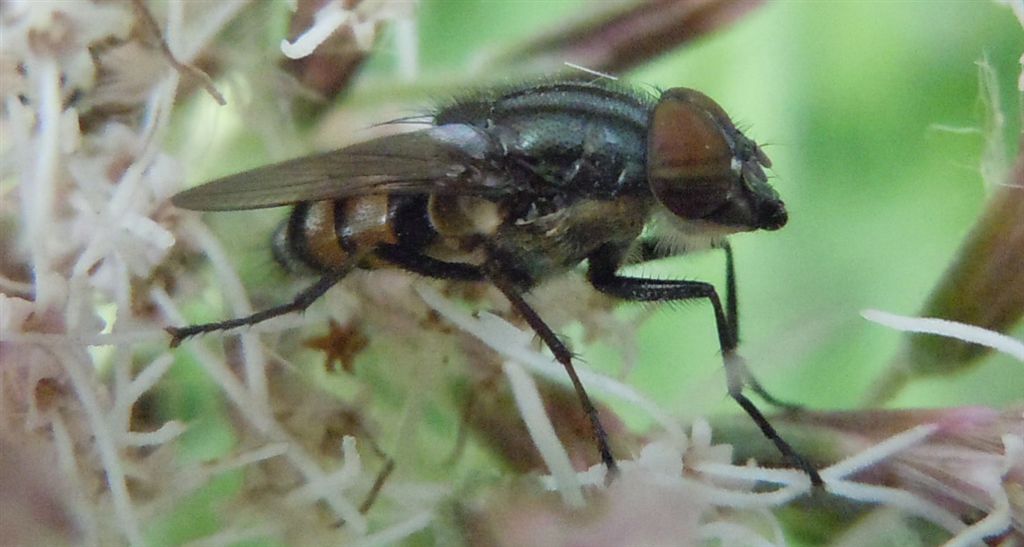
167,80 -> 820,484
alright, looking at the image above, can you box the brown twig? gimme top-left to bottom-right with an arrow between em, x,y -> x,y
131,0 -> 226,105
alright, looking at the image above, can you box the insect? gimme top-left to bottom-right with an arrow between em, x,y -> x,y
168,79 -> 821,483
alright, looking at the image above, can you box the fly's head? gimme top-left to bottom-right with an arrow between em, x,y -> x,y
647,88 -> 786,238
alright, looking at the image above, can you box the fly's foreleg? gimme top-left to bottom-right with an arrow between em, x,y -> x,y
588,251 -> 822,485
628,239 -> 803,411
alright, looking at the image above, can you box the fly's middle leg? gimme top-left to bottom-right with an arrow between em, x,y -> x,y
481,255 -> 620,477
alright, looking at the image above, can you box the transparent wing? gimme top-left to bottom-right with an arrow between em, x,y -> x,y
171,125 -> 514,211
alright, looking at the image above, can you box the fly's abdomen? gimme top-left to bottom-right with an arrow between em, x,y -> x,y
272,195 -> 438,273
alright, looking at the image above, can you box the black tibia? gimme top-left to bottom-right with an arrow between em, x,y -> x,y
722,242 -> 739,345
480,255 -> 619,476
373,244 -> 484,281
588,246 -> 823,485
166,263 -> 353,347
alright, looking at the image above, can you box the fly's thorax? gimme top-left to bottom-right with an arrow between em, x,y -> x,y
486,195 -> 654,283
437,81 -> 652,198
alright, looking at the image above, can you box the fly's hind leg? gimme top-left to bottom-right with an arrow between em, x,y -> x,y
589,244 -> 822,485
166,263 -> 354,347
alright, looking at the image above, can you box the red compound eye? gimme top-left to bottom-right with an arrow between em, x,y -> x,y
648,88 -> 785,231
647,88 -> 737,221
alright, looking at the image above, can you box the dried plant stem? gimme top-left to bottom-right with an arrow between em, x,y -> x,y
55,346 -> 144,546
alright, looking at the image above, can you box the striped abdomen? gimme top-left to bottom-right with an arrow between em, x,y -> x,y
273,194 -> 436,273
